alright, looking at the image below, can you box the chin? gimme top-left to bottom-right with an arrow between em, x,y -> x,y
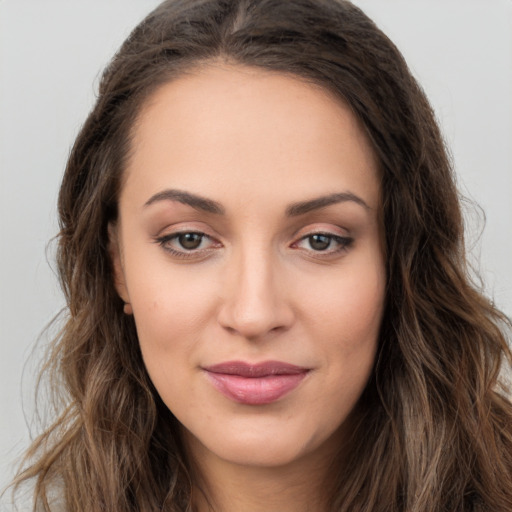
217,438 -> 308,468
183,417 -> 343,470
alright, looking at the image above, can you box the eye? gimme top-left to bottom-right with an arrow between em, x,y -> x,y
306,234 -> 333,251
154,231 -> 220,257
293,233 -> 353,254
176,232 -> 204,250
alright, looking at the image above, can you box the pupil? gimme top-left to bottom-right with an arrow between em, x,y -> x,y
179,233 -> 202,250
309,234 -> 331,251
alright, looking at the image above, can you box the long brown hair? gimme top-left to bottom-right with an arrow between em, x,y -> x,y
10,0 -> 512,510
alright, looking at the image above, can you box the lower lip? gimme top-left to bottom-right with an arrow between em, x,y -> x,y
205,371 -> 308,405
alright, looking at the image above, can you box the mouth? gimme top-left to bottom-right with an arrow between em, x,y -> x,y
202,361 -> 310,405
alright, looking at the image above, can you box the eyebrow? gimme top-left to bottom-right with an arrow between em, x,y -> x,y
143,189 -> 370,216
144,189 -> 225,214
285,192 -> 371,216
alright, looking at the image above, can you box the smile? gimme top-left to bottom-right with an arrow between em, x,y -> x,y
203,361 -> 310,405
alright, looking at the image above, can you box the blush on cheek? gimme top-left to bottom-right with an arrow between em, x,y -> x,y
319,277 -> 383,324
344,264 -> 385,316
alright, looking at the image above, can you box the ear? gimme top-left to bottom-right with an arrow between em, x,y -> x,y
108,222 -> 132,313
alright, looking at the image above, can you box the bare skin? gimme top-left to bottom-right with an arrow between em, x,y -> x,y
110,63 -> 385,512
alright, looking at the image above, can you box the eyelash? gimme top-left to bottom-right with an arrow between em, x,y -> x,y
292,232 -> 353,255
154,231 -> 218,259
154,231 -> 353,259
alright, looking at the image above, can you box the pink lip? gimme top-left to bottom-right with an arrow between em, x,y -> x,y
203,361 -> 309,405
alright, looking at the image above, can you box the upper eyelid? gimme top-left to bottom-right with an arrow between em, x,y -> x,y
154,223 -> 218,239
156,231 -> 217,245
292,225 -> 350,240
293,233 -> 352,245
157,228 -> 346,241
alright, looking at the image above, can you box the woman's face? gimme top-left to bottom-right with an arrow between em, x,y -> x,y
111,64 -> 385,470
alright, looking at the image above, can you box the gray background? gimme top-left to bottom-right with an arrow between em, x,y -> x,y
1,0 -> 511,492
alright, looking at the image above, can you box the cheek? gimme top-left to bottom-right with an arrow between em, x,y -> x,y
305,255 -> 385,344
123,255 -> 220,360
303,252 -> 385,395
127,269 -> 217,412
284,255 -> 384,450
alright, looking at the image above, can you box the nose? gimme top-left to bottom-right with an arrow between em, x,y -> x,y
216,245 -> 295,340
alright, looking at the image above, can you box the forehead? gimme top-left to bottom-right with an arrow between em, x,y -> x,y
123,64 -> 380,211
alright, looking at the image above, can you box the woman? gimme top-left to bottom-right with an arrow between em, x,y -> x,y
8,0 -> 512,510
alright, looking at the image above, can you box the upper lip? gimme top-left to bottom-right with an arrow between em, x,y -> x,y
203,360 -> 309,378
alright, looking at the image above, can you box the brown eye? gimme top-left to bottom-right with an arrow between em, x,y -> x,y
308,234 -> 332,251
155,230 -> 221,259
178,233 -> 204,250
293,232 -> 353,255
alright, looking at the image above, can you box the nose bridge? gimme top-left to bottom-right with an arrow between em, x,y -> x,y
218,239 -> 292,339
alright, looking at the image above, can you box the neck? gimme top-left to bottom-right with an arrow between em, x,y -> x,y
185,435 -> 341,512
192,461 -> 331,512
